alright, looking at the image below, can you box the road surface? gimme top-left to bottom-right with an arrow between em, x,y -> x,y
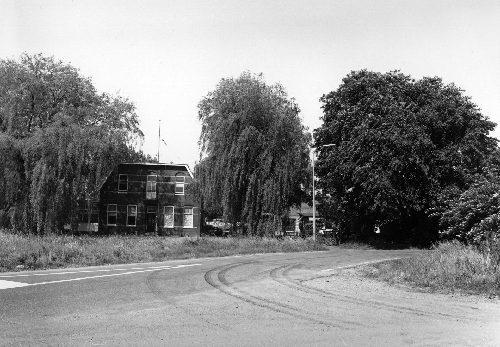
1,248 -> 499,345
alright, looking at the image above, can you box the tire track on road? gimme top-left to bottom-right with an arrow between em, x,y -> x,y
272,264 -> 471,321
145,268 -> 229,330
204,262 -> 361,329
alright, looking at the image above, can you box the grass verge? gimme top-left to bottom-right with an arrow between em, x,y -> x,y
361,241 -> 500,297
0,231 -> 326,272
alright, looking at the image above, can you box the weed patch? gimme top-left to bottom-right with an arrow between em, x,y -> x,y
362,241 -> 500,297
0,231 -> 326,272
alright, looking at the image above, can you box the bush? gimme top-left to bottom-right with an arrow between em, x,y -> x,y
364,241 -> 500,296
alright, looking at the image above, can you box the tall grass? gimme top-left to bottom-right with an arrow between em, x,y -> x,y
0,231 -> 325,272
363,241 -> 500,296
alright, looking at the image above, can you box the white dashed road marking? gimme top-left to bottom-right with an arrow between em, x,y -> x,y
0,263 -> 201,290
0,264 -> 200,278
0,280 -> 30,289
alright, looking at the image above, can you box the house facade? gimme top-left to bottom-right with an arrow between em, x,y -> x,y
284,202 -> 322,237
93,163 -> 200,236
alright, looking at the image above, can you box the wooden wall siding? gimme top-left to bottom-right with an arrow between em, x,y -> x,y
98,164 -> 200,236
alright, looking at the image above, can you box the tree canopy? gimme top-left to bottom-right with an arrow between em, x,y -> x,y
314,70 -> 497,245
196,72 -> 310,235
0,54 -> 147,233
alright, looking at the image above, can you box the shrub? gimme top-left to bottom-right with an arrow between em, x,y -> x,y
364,241 -> 500,296
439,172 -> 500,244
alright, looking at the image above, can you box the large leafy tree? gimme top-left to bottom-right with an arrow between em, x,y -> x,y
197,72 -> 310,235
314,70 -> 497,245
0,54 -> 146,233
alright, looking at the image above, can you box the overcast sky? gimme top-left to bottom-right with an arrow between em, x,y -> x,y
2,0 -> 499,168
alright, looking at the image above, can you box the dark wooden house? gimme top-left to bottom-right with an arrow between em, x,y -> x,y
84,163 -> 200,236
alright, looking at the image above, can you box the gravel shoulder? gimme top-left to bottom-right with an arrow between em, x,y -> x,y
306,266 -> 500,346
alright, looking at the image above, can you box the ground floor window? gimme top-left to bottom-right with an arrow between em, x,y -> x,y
127,205 -> 137,226
183,207 -> 193,228
107,204 -> 117,225
163,206 -> 174,228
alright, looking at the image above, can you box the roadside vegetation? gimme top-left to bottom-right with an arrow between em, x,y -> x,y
0,230 -> 325,272
1,55 -> 499,296
362,241 -> 500,297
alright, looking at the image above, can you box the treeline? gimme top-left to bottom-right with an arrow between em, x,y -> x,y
195,71 -> 499,245
0,54 -> 149,234
2,54 -> 498,245
314,70 -> 499,246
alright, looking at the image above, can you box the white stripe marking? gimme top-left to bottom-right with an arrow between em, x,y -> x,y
0,280 -> 30,289
0,264 -> 200,278
321,257 -> 404,272
0,264 -> 201,289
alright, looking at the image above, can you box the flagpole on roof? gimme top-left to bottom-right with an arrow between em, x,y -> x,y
157,120 -> 161,162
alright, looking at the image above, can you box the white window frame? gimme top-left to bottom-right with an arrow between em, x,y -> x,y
127,205 -> 137,227
118,174 -> 128,192
175,176 -> 185,195
107,204 -> 117,226
182,207 -> 194,228
163,206 -> 174,228
146,175 -> 157,199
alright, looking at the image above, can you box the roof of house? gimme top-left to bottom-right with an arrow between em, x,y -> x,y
119,162 -> 194,178
289,202 -> 320,218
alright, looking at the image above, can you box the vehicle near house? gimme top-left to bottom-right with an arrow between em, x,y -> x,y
78,163 -> 200,236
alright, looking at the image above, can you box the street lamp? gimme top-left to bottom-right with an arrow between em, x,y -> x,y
311,143 -> 335,241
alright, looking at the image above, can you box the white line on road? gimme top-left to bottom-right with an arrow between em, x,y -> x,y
0,264 -> 200,278
0,263 -> 201,290
320,257 -> 404,272
0,280 -> 31,289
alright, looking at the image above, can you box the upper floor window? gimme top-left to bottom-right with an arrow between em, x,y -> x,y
183,207 -> 193,228
107,204 -> 117,226
175,176 -> 185,195
127,205 -> 137,226
118,174 -> 128,192
146,175 -> 157,199
163,206 -> 174,228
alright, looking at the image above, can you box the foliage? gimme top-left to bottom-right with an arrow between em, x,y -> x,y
196,72 -> 310,235
0,54 -> 146,233
363,241 -> 500,296
439,151 -> 500,244
314,70 -> 497,245
0,230 -> 325,271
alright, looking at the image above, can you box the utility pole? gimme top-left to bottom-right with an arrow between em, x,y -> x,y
312,143 -> 335,242
312,149 -> 316,241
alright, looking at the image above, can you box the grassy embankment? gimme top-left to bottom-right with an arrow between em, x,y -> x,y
0,231 -> 326,272
362,241 -> 500,297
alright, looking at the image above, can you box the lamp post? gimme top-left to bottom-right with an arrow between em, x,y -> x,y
312,143 -> 335,241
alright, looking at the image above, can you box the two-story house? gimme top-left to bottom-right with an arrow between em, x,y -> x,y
92,162 -> 200,236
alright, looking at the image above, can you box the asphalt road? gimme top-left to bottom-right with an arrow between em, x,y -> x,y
1,248 -> 499,346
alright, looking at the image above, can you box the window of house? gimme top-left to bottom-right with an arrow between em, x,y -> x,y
146,175 -> 157,199
175,176 -> 185,195
127,205 -> 137,226
183,207 -> 193,228
163,206 -> 174,228
118,174 -> 128,192
107,204 -> 117,225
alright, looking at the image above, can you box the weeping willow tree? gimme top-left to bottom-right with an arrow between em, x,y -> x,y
197,72 -> 310,235
0,54 -> 147,234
